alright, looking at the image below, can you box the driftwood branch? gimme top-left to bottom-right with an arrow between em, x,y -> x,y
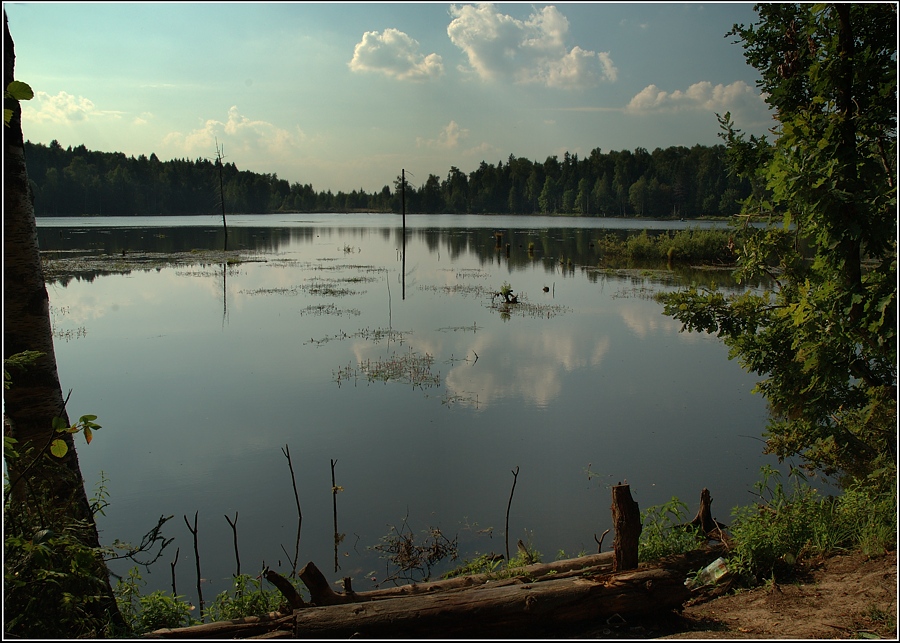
264,568 -> 306,610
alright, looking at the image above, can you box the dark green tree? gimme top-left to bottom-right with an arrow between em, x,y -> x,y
661,3 -> 897,487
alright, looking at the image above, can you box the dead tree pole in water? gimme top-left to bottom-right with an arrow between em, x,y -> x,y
401,168 -> 406,300
331,459 -> 341,573
215,138 -> 228,251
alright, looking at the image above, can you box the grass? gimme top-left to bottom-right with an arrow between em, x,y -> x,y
595,228 -> 737,264
333,349 -> 441,389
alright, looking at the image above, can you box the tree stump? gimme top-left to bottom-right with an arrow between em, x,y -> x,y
611,483 -> 641,571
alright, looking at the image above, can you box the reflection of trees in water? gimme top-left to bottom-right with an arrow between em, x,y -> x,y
39,223 -> 768,291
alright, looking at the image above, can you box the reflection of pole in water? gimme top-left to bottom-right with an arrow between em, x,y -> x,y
221,262 -> 228,328
401,168 -> 406,301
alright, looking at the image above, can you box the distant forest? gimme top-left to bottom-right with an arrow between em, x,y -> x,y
24,140 -> 752,218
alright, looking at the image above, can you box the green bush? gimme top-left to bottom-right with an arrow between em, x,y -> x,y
115,567 -> 196,634
204,572 -> 288,622
638,497 -> 707,562
727,465 -> 896,583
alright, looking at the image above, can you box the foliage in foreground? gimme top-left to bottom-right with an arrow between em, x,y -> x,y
726,466 -> 897,584
660,3 -> 897,487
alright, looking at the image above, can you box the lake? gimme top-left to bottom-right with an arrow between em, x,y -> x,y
36,213 -> 787,610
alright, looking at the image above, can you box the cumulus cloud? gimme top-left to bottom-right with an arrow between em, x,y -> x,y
22,90 -> 122,124
626,80 -> 762,114
416,120 -> 469,149
447,3 -> 616,89
163,106 -> 305,159
349,28 -> 444,81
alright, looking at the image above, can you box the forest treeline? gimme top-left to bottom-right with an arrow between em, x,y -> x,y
24,139 -> 752,218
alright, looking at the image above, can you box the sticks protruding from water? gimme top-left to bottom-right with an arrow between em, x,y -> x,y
225,512 -> 240,577
331,458 -> 341,573
183,511 -> 204,619
505,466 -> 519,563
281,444 -> 303,577
170,547 -> 180,597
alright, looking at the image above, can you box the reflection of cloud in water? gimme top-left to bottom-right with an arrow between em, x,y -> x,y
618,300 -> 699,342
444,331 -> 611,409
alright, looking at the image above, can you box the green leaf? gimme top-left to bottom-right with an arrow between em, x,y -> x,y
49,439 -> 68,458
6,80 -> 34,101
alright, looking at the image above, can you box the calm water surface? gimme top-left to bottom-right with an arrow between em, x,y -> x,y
37,214 -> 788,608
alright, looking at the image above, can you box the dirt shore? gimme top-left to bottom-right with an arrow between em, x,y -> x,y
557,550 -> 896,639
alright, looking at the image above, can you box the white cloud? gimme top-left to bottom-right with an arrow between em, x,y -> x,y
447,3 -> 616,89
22,90 -> 122,124
163,106 -> 305,160
626,80 -> 762,114
348,28 -> 444,81
416,120 -> 469,149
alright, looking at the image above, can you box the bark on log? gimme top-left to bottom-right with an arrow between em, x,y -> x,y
143,613 -> 294,639
145,549 -> 722,639
611,484 -> 641,571
290,562 -> 694,638
306,552 -> 615,603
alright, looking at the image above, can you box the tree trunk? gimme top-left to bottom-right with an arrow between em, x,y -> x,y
3,10 -> 123,630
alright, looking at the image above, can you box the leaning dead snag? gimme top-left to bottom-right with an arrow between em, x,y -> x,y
611,483 -> 641,571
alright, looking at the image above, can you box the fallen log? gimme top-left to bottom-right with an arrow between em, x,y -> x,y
290,551 -> 717,639
143,613 -> 294,639
299,552 -> 617,605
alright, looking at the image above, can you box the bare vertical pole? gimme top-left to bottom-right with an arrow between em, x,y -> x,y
215,137 -> 228,251
331,459 -> 340,573
401,169 -> 406,300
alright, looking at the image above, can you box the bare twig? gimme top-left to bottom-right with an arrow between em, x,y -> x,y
505,466 -> 519,563
281,444 -> 302,577
594,528 -> 611,553
183,511 -> 203,619
170,547 -> 180,597
225,512 -> 240,577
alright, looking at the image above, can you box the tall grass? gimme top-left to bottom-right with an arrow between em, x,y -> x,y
597,228 -> 737,264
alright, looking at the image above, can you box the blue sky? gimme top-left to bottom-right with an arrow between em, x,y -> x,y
5,2 -> 773,193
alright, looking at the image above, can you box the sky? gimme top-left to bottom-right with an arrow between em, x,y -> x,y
4,2 -> 774,194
